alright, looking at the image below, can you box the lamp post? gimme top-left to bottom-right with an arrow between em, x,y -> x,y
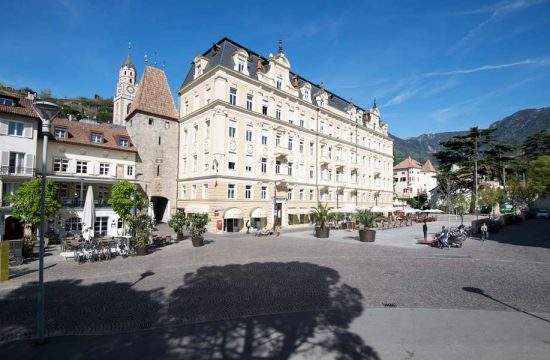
32,100 -> 60,344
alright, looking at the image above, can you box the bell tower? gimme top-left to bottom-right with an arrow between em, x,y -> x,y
113,42 -> 138,125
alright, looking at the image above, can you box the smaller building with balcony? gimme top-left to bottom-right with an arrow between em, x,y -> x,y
393,156 -> 437,200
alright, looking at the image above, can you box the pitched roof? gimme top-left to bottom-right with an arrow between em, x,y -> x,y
179,37 -> 377,116
421,159 -> 436,172
0,89 -> 40,119
128,66 -> 177,120
393,156 -> 422,170
51,118 -> 137,153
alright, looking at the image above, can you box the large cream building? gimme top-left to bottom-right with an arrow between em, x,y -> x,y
176,38 -> 394,232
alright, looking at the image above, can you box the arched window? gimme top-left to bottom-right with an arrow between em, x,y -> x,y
126,103 -> 132,114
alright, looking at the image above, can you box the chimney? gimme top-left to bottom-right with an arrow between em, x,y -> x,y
68,114 -> 75,121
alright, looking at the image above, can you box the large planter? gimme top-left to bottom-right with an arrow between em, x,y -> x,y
136,246 -> 148,256
176,233 -> 184,242
358,229 -> 376,242
192,236 -> 204,247
315,226 -> 330,238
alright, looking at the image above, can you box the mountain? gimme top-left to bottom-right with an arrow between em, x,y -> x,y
392,107 -> 550,164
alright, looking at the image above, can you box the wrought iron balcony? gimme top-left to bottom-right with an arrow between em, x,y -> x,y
0,166 -> 35,176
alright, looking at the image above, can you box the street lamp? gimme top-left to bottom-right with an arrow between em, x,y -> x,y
32,100 -> 60,344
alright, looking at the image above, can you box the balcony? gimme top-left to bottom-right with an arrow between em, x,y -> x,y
274,146 -> 289,158
319,155 -> 330,166
334,158 -> 345,169
0,166 -> 35,177
59,198 -> 111,208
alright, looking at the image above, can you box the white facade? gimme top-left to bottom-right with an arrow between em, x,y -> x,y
393,158 -> 437,199
177,39 -> 394,232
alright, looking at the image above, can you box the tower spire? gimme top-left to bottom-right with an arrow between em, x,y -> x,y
123,41 -> 134,68
278,39 -> 283,54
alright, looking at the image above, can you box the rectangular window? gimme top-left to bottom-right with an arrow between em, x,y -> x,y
191,184 -> 197,199
180,185 -> 186,199
275,133 -> 281,147
275,160 -> 281,174
76,161 -> 88,174
228,121 -> 236,138
299,189 -> 304,200
205,88 -> 211,104
245,185 -> 252,199
149,118 -> 154,125
99,163 -> 110,175
246,127 -> 253,142
54,128 -> 66,138
91,133 -> 103,144
309,142 -> 314,156
7,121 -> 24,136
261,129 -> 268,145
193,155 -> 197,172
262,100 -> 268,116
119,138 -> 129,147
205,120 -> 210,140
193,125 -> 198,143
288,110 -> 294,125
276,107 -> 281,120
183,129 -> 188,145
246,94 -> 253,111
287,188 -> 293,200
287,162 -> 293,176
310,169 -> 314,179
276,77 -> 283,89
309,189 -> 314,200
261,158 -> 267,173
300,117 -> 305,128
261,186 -> 267,200
227,184 -> 235,199
203,184 -> 209,199
245,155 -> 253,172
228,153 -> 236,170
288,137 -> 293,151
229,87 -> 237,105
193,95 -> 199,111
299,140 -> 304,153
238,60 -> 245,73
204,153 -> 209,171
127,165 -> 134,176
182,158 -> 187,174
53,158 -> 68,172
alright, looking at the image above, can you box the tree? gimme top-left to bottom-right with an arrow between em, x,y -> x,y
522,131 -> 550,161
435,170 -> 462,215
435,127 -> 497,213
39,88 -> 52,99
478,187 -> 505,219
453,193 -> 469,225
528,155 -> 550,196
108,181 -> 145,222
5,178 -> 61,237
507,180 -> 539,211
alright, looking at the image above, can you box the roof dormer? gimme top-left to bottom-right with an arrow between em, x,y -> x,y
314,84 -> 329,108
232,48 -> 250,75
300,82 -> 312,103
193,55 -> 209,79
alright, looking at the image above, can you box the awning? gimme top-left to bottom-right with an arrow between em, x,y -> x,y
224,207 -> 243,219
184,204 -> 209,214
287,208 -> 298,215
299,208 -> 310,215
250,207 -> 266,218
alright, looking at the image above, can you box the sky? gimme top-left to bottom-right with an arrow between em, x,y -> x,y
1,0 -> 549,138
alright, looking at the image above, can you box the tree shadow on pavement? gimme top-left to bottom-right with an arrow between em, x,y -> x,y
486,219 -> 550,248
0,262 -> 379,359
463,287 -> 550,324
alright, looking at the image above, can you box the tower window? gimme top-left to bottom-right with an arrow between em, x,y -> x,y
130,79 -> 133,84
158,136 -> 161,145
126,103 -> 131,114
157,165 -> 160,176
149,118 -> 154,125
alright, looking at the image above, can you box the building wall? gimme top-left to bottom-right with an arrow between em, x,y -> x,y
126,113 -> 178,222
177,67 -> 394,231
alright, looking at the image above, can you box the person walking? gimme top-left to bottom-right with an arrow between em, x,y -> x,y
246,219 -> 251,234
480,223 -> 488,241
422,221 -> 428,241
275,224 -> 281,237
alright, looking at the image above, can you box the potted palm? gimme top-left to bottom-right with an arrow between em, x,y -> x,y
128,214 -> 156,255
189,212 -> 209,247
310,202 -> 331,238
168,210 -> 188,242
355,209 -> 380,242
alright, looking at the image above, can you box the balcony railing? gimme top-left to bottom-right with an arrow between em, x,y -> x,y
274,146 -> 289,158
0,166 -> 35,176
59,198 -> 110,207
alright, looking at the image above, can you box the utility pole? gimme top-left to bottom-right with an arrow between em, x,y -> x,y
474,134 -> 479,225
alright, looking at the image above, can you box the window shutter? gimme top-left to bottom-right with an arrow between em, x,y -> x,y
69,160 -> 76,174
0,118 -> 7,135
23,122 -> 33,138
1,151 -> 9,167
25,154 -> 34,175
109,163 -> 115,177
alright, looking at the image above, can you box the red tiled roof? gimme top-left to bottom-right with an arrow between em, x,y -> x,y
421,159 -> 436,172
51,118 -> 137,153
0,89 -> 40,119
128,66 -> 177,120
393,156 -> 421,170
